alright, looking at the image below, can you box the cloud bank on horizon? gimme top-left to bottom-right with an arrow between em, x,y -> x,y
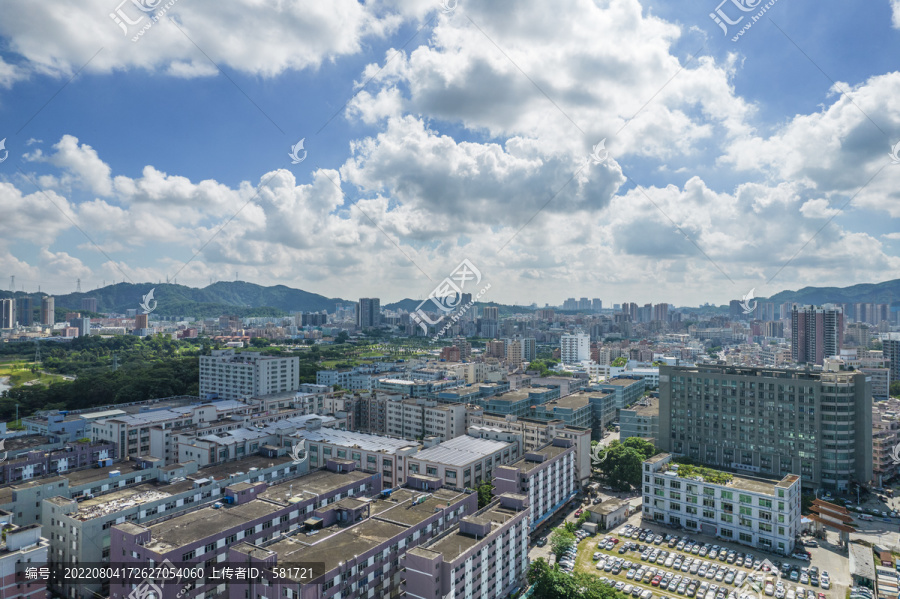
0,0 -> 899,306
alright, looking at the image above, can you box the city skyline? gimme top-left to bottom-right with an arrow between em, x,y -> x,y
0,1 -> 898,306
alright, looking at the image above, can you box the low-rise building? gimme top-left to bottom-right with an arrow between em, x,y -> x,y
492,438 -> 576,531
108,460 -> 381,599
642,453 -> 801,556
402,493 -> 530,599
297,427 -> 419,490
586,498 -> 630,531
465,409 -> 592,486
44,453 -> 308,599
405,436 -> 518,491
594,376 -> 646,410
0,518 -> 48,599
223,485 -> 479,599
528,393 -> 592,428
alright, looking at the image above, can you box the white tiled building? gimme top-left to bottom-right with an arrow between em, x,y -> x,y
492,438 -> 576,531
199,349 -> 300,400
642,453 -> 801,556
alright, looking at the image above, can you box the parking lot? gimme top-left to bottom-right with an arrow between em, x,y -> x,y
560,524 -> 844,599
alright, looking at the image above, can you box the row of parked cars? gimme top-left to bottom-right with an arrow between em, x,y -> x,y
557,528 -> 594,574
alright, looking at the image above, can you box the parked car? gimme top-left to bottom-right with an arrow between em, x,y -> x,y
802,540 -> 818,547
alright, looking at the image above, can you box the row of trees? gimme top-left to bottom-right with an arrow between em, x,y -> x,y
527,558 -> 621,599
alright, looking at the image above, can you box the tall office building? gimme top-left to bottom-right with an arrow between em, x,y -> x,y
0,299 -> 15,329
41,296 -> 55,325
80,297 -> 98,313
592,298 -> 602,312
885,334 -> 900,385
658,364 -> 872,491
560,333 -> 590,364
356,297 -> 381,328
16,296 -> 33,326
791,304 -> 843,365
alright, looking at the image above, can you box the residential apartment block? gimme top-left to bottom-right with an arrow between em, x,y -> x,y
109,460 -> 382,599
45,454 -> 307,599
384,398 -> 467,442
402,493 -> 530,599
642,453 -> 801,556
199,350 -> 300,400
465,409 -> 592,486
0,518 -> 48,599
493,438 -> 576,530
659,364 -> 873,491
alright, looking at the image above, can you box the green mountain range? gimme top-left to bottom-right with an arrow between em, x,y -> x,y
1,278 -> 897,319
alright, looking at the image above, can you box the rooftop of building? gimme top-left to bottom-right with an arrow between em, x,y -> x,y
143,499 -> 283,551
409,436 -> 510,466
258,469 -> 373,505
665,363 -> 863,382
655,457 -> 797,495
587,498 -> 630,515
412,499 -> 525,562
538,394 -> 591,410
506,443 -> 571,474
624,399 -> 658,417
295,428 -> 418,454
487,388 -> 551,403
3,434 -> 55,452
598,377 -> 644,387
367,488 -> 468,527
74,483 -> 191,520
267,518 -> 407,580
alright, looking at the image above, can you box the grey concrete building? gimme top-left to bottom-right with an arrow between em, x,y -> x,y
659,364 -> 873,491
619,398 -> 659,445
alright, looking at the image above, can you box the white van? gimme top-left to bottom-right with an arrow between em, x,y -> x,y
860,514 -> 874,521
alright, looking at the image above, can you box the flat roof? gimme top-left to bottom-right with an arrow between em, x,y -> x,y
268,518 -> 407,578
144,499 -> 282,551
508,443 -> 571,474
588,498 -> 630,515
600,378 -> 644,387
416,502 -> 523,562
365,488 -> 467,527
296,428 -> 418,454
410,436 -> 511,467
258,470 -> 372,505
540,394 -> 590,410
626,400 -> 658,417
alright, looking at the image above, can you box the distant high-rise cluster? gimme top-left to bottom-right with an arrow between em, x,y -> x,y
356,297 -> 381,328
790,304 -> 843,365
41,296 -> 55,325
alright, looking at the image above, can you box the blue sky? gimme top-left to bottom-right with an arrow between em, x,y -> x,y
1,0 -> 899,306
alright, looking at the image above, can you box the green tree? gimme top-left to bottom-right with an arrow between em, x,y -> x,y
611,357 -> 627,367
594,440 -> 645,490
477,481 -> 494,509
549,528 -> 575,559
622,437 -> 658,460
891,381 -> 900,399
334,331 -> 350,344
250,337 -> 271,347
